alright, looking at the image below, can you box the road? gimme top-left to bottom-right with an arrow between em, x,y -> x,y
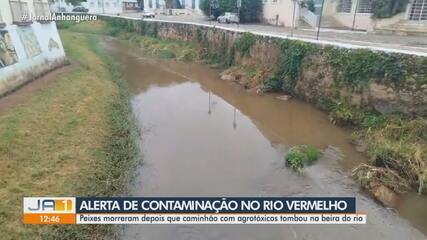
121,13 -> 427,56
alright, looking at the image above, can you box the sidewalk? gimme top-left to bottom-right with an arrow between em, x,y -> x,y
121,13 -> 427,56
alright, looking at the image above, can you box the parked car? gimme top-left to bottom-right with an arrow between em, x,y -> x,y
217,12 -> 239,24
72,6 -> 89,13
142,11 -> 155,18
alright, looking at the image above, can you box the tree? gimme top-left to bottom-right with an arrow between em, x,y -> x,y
200,0 -> 263,23
371,0 -> 409,18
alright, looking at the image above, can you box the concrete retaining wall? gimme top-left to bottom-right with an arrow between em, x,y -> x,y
0,21 -> 66,96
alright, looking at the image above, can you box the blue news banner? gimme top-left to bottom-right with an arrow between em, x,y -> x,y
73,197 -> 367,224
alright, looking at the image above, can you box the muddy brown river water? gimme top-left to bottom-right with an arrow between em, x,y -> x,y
104,38 -> 427,240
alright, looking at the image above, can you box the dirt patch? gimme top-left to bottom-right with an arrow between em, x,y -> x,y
0,63 -> 76,117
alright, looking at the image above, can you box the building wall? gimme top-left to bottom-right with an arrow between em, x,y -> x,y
322,0 -> 421,31
84,0 -> 124,14
0,0 -> 66,96
143,0 -> 200,12
263,0 -> 300,27
143,0 -> 165,10
181,0 -> 201,12
0,0 -> 14,25
323,0 -> 373,30
50,0 -> 74,13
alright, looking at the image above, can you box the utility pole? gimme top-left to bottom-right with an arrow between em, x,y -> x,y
352,0 -> 360,31
316,0 -> 325,40
291,0 -> 297,37
237,0 -> 241,28
209,0 -> 212,24
102,0 -> 105,14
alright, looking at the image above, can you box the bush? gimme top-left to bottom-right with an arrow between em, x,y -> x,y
277,40 -> 312,93
264,76 -> 282,92
158,49 -> 177,59
372,0 -> 409,18
286,145 -> 321,171
179,49 -> 197,61
358,116 -> 427,194
234,32 -> 256,56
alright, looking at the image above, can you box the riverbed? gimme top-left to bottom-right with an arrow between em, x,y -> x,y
103,38 -> 426,240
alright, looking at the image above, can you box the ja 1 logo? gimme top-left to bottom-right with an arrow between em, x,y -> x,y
24,197 -> 75,213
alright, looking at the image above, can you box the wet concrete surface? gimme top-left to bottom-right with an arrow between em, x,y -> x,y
103,38 -> 427,240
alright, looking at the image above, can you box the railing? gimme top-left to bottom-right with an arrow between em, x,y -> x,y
9,0 -> 32,25
409,0 -> 427,21
301,7 -> 320,28
34,1 -> 51,23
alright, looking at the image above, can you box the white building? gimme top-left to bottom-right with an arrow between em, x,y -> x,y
181,0 -> 201,12
322,0 -> 427,33
263,0 -> 301,27
0,0 -> 66,96
50,0 -> 74,13
83,0 -> 125,14
143,0 -> 201,13
262,0 -> 427,35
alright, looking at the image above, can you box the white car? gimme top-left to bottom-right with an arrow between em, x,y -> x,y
142,11 -> 155,18
217,12 -> 239,24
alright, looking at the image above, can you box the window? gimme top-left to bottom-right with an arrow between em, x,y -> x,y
336,0 -> 352,13
409,0 -> 427,21
9,0 -> 32,25
357,0 -> 373,13
33,0 -> 51,20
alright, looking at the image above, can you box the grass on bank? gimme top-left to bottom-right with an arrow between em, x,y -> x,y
0,29 -> 138,239
57,20 -> 198,62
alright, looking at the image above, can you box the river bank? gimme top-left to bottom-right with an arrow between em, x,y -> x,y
98,17 -> 426,200
0,30 -> 138,239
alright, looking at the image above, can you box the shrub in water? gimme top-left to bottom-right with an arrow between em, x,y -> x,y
286,145 -> 321,171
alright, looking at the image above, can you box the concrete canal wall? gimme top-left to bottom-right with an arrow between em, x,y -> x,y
102,16 -> 427,117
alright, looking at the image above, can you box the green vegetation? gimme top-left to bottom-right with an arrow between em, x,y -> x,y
354,116 -> 427,194
57,20 -> 110,35
200,0 -> 263,23
301,0 -> 316,12
131,36 -> 197,61
264,76 -> 282,92
286,145 -> 321,171
234,32 -> 256,57
59,20 -> 198,62
326,48 -> 406,90
0,27 -> 138,239
82,18 -> 427,195
264,40 -> 313,92
371,0 -> 409,18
